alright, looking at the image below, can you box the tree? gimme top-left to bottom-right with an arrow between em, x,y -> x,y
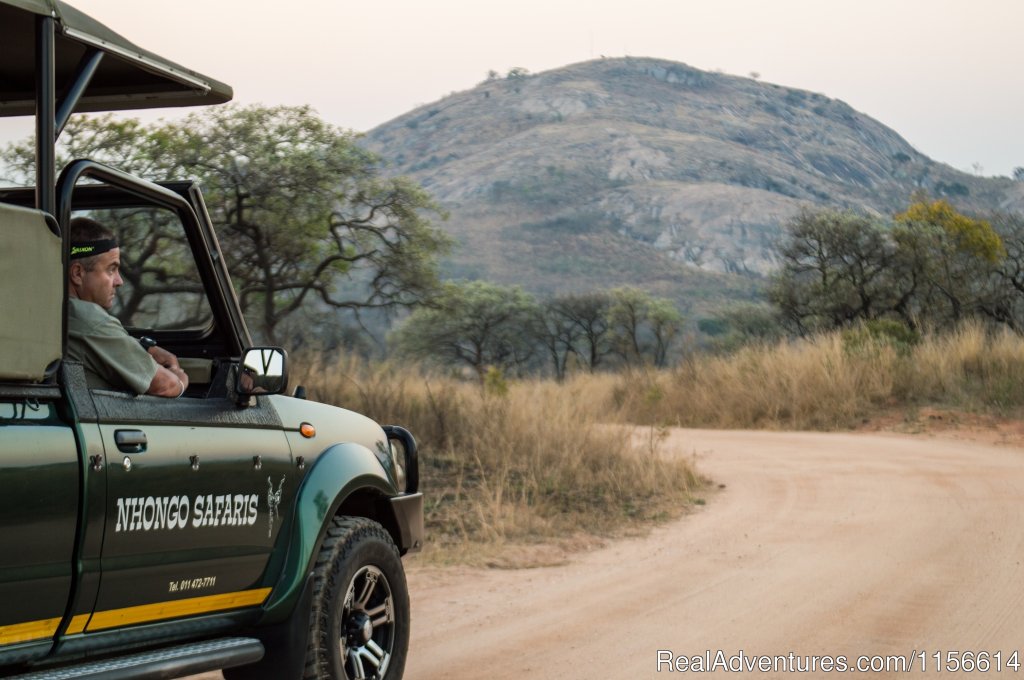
892,199 -> 1004,326
982,212 -> 1024,331
545,293 -> 613,372
768,209 -> 895,333
2,105 -> 451,342
769,203 -> 1007,333
606,288 -> 683,367
392,281 -> 539,381
535,299 -> 584,381
1014,167 -> 1024,182
647,297 -> 685,367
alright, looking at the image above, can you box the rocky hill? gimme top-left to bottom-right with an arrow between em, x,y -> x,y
363,57 -> 1020,314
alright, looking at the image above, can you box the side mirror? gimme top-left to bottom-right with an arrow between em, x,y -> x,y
236,347 -> 288,399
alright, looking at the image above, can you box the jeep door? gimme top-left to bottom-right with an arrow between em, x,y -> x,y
86,410 -> 298,632
0,398 -> 78,662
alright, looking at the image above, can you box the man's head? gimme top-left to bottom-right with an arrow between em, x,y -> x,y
69,217 -> 122,310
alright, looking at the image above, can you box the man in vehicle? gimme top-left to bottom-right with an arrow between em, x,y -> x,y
66,216 -> 190,397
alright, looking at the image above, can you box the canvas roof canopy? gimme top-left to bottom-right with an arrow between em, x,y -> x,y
0,0 -> 233,116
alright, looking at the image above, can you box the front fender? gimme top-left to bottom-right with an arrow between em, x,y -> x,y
261,442 -> 392,621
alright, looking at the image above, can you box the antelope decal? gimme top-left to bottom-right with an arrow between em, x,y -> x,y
267,475 -> 285,538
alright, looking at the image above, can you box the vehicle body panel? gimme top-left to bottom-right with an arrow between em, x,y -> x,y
0,400 -> 77,651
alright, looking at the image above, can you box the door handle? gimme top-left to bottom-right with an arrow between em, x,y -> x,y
114,429 -> 147,454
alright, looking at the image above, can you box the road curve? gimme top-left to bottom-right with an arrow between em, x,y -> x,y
404,429 -> 1024,679
188,429 -> 1024,678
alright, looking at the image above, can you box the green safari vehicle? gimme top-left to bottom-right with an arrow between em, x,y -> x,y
0,2 -> 423,678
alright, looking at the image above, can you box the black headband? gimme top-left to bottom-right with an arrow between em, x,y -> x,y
70,238 -> 118,260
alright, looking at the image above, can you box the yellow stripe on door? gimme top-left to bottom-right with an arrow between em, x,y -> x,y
0,617 -> 61,645
64,613 -> 91,635
86,588 -> 272,631
0,587 -> 270,645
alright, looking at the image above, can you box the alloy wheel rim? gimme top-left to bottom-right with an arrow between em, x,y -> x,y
341,565 -> 395,680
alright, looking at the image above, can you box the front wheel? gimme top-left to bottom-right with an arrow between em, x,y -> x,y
304,517 -> 410,680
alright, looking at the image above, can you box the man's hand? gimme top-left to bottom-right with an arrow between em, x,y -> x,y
148,345 -> 181,371
145,346 -> 189,398
239,369 -> 268,395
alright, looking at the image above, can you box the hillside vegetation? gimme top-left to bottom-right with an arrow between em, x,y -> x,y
364,57 -> 1019,315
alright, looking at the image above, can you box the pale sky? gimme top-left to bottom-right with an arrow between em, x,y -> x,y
3,0 -> 1022,177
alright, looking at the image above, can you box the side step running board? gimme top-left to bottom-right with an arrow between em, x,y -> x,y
9,636 -> 264,680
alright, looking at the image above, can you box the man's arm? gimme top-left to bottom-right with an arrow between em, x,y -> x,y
146,347 -> 189,398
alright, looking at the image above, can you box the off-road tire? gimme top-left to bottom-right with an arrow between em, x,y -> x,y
303,516 -> 410,680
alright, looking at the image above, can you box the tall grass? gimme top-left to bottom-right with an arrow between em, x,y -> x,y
895,323 -> 1024,409
607,321 -> 1024,429
292,359 -> 704,565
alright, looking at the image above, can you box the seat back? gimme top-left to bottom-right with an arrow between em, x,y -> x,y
0,203 -> 62,382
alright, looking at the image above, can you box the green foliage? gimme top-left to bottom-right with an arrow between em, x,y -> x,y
536,289 -> 684,375
539,292 -> 613,377
607,287 -> 683,367
771,201 -> 1014,334
841,319 -> 920,357
697,317 -> 728,336
394,283 -> 685,379
989,213 -> 1024,327
162,105 -> 451,342
768,209 -> 894,333
892,199 -> 1005,326
699,303 -> 784,352
392,281 -> 540,381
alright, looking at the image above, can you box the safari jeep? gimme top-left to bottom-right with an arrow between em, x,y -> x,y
0,2 -> 422,678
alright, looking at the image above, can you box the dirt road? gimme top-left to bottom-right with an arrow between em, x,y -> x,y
194,428 -> 1024,678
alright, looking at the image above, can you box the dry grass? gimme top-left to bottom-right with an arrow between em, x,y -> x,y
289,322 -> 1024,565
606,321 -> 1024,429
894,324 -> 1024,410
292,359 -> 705,566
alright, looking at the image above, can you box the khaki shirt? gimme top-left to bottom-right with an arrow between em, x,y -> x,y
67,298 -> 157,393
